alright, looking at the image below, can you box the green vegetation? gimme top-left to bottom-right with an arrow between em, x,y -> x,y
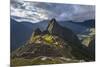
11,58 -> 34,66
29,34 -> 54,44
11,57 -> 80,66
81,28 -> 95,47
82,37 -> 92,47
43,34 -> 54,44
11,18 -> 95,66
11,33 -> 91,66
11,57 -> 61,66
29,34 -> 61,47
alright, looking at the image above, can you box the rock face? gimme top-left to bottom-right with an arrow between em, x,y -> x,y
11,18 -> 95,66
88,38 -> 95,61
47,18 -> 81,46
47,18 -> 93,60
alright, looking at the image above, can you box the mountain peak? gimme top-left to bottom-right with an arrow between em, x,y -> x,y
48,18 -> 58,26
47,18 -> 60,34
49,18 -> 57,23
11,18 -> 94,66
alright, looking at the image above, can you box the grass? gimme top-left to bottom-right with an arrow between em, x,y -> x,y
11,34 -> 82,66
11,57 -> 62,66
11,58 -> 33,66
11,56 -> 80,66
43,34 -> 54,44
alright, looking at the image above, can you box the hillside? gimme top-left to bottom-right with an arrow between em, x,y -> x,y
11,18 -> 95,66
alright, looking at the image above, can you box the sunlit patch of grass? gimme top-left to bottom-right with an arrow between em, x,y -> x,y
31,57 -> 62,65
11,57 -> 62,66
43,34 -> 54,44
28,33 -> 64,48
82,37 -> 91,47
11,57 -> 80,66
11,58 -> 33,66
29,34 -> 55,45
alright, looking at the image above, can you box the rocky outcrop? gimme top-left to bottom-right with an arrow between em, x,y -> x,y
47,18 -> 81,47
47,18 -> 93,61
11,18 -> 95,66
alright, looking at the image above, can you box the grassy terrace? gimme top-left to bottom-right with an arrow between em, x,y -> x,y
11,57 -> 79,66
29,34 -> 64,48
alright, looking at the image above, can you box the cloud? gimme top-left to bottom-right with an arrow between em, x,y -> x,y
56,5 -> 95,22
11,0 -> 95,22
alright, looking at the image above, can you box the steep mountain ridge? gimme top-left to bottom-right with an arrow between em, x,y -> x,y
46,19 -> 93,60
10,18 -> 48,51
11,18 -> 94,51
11,18 -> 95,66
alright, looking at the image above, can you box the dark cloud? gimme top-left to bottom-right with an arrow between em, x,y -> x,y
11,0 -> 95,22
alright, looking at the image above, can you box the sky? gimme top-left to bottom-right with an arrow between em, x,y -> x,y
11,0 -> 95,23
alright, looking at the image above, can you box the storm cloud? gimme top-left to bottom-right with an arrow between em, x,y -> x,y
11,0 -> 95,22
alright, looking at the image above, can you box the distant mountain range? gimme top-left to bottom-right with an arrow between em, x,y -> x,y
70,19 -> 95,28
10,18 -> 95,51
11,19 -> 34,51
10,19 -> 48,51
